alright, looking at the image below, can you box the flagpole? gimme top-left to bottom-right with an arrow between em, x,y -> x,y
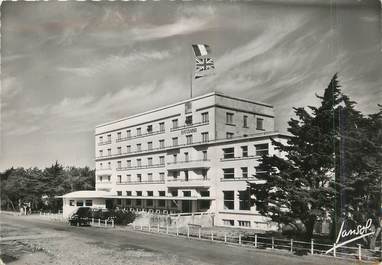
190,46 -> 193,98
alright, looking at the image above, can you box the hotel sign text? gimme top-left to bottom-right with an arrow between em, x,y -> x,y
181,128 -> 197,135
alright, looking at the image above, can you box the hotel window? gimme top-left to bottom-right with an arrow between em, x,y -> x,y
241,146 -> 248,157
185,115 -> 193,125
226,113 -> 234,125
256,118 -> 264,130
126,199 -> 131,205
159,172 -> 165,181
126,145 -> 131,153
238,221 -> 251,227
171,190 -> 178,197
99,136 -> 103,143
117,147 -> 122,155
76,200 -> 84,207
148,173 -> 153,182
183,191 -> 191,197
202,169 -> 207,179
107,134 -> 111,142
137,174 -> 142,182
107,148 -> 111,156
172,119 -> 178,129
126,191 -> 132,196
148,157 -> 153,166
147,199 -> 153,207
226,132 -> 234,139
147,141 -> 153,150
159,122 -> 165,132
185,170 -> 189,181
136,127 -> 141,136
107,176 -> 111,182
99,162 -> 103,169
184,152 -> 189,162
147,125 -> 153,133
69,200 -> 75,206
186,135 -> 193,144
99,150 -> 103,157
108,161 -> 111,169
202,150 -> 208,161
126,174 -> 131,182
159,156 -> 165,165
135,199 -> 142,206
159,191 -> 166,196
241,167 -> 248,178
223,191 -> 235,210
158,139 -> 164,149
126,130 -> 131,138
243,115 -> 248,128
158,200 -> 165,207
223,168 -> 235,179
173,154 -> 177,163
117,161 -> 121,168
255,143 -> 269,156
147,191 -> 153,196
117,191 -> 122,196
223,219 -> 234,226
136,191 -> 142,196
201,112 -> 209,123
255,166 -> 267,178
136,143 -> 141,152
172,171 -> 178,179
127,160 -> 131,168
172,137 -> 178,146
239,190 -> 251,210
201,132 -> 209,142
137,159 -> 142,167
117,132 -> 121,140
223,147 -> 235,159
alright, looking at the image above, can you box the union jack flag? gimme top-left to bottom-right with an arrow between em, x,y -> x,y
195,57 -> 215,72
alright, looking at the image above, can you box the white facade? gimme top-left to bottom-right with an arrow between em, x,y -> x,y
90,92 -> 289,229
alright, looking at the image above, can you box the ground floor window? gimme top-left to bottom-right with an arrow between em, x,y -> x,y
223,219 -> 234,226
116,199 -> 122,205
158,200 -> 165,207
223,191 -> 234,210
238,220 -> 251,227
126,199 -> 131,206
85,200 -> 92,206
239,190 -> 251,210
171,200 -> 178,208
76,200 -> 84,206
146,199 -> 153,207
198,200 -> 210,210
69,200 -> 75,206
135,199 -> 142,206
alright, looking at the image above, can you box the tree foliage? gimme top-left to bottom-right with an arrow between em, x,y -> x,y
250,74 -> 381,242
0,161 -> 95,212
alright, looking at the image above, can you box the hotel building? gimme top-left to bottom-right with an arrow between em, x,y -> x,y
62,92 -> 289,229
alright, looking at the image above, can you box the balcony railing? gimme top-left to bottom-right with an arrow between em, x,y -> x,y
220,155 -> 257,161
95,131 -> 280,161
116,163 -> 165,171
167,177 -> 210,187
96,181 -> 112,184
220,177 -> 257,182
167,159 -> 210,170
96,168 -> 112,171
97,140 -> 111,146
170,121 -> 209,132
116,179 -> 165,185
116,129 -> 165,143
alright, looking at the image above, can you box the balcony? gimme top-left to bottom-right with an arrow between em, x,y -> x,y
167,159 -> 210,171
220,155 -> 257,162
170,121 -> 209,132
97,140 -> 111,146
167,178 -> 210,187
115,129 -> 165,143
116,179 -> 165,185
220,177 -> 257,182
116,163 -> 165,171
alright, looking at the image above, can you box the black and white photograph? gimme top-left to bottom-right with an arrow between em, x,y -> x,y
0,0 -> 381,264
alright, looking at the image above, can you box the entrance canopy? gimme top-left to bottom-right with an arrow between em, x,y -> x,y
56,190 -> 112,199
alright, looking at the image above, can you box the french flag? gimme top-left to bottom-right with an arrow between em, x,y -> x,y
192,44 -> 211,57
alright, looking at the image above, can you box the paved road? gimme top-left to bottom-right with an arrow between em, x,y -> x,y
0,214 -> 358,265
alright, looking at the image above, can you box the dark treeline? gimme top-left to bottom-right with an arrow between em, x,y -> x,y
0,161 -> 95,212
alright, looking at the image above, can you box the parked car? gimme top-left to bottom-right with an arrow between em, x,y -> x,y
69,207 -> 92,226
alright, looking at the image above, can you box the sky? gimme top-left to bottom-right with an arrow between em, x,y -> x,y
1,0 -> 381,170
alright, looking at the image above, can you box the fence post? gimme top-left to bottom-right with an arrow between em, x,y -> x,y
198,228 -> 201,239
311,239 -> 314,255
187,226 -> 190,238
104,219 -> 107,227
92,218 -> 94,225
239,234 -> 242,245
333,243 -> 336,257
166,224 -> 169,234
148,223 -> 151,232
290,239 -> 293,253
157,224 -> 160,233
211,232 -> 214,241
358,244 -> 362,261
141,224 -> 143,231
255,234 -> 258,248
112,219 -> 114,228
176,225 -> 179,236
98,218 -> 101,227
224,233 -> 227,243
271,237 -> 274,249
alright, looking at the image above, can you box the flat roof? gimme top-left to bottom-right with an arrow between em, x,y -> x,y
96,91 -> 273,129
